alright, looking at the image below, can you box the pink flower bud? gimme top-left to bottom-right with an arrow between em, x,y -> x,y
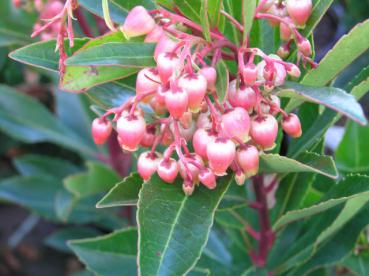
282,113 -> 302,138
280,17 -> 293,41
140,126 -> 156,148
286,64 -> 301,78
154,35 -> 178,61
199,66 -> 217,91
286,0 -> 312,26
269,95 -> 281,116
91,118 -> 112,145
121,6 -> 156,38
274,62 -> 287,86
136,68 -> 160,101
144,25 -> 164,43
221,107 -> 250,142
13,0 -> 22,8
182,179 -> 195,196
250,115 -> 278,149
297,38 -> 312,56
137,151 -> 161,181
242,64 -> 258,86
173,120 -> 196,141
237,145 -> 260,178
156,85 -> 168,105
178,73 -> 207,112
179,154 -> 204,184
235,171 -> 246,186
207,138 -> 236,176
157,52 -> 180,84
277,44 -> 291,59
193,128 -> 217,159
165,87 -> 188,119
267,4 -> 287,26
117,114 -> 146,151
179,111 -> 193,129
157,158 -> 179,183
149,96 -> 167,115
228,80 -> 257,112
199,168 -> 217,189
40,1 -> 64,19
196,112 -> 212,129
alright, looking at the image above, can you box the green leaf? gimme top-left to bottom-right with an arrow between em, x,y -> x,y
301,0 -> 334,37
0,85 -> 95,155
45,227 -> 100,253
287,75 -> 369,158
273,175 -> 369,230
259,152 -> 338,179
13,154 -> 80,179
200,0 -> 211,42
138,174 -> 232,275
64,162 -> 120,198
97,173 -> 143,208
242,0 -> 256,40
342,252 -> 369,276
65,42 -> 156,67
208,0 -> 223,27
278,82 -> 367,125
173,0 -> 202,23
0,28 -> 32,47
215,59 -> 229,103
9,39 -> 89,72
0,176 -> 61,219
302,19 -> 369,86
79,0 -> 156,24
69,228 -> 138,276
336,121 -> 369,172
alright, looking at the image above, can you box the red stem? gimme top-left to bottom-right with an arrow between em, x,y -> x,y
250,174 -> 274,267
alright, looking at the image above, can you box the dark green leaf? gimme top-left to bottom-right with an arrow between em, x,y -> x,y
69,228 -> 138,276
0,85 -> 95,155
97,173 -> 143,208
13,154 -> 80,179
45,227 -> 100,253
138,174 -> 232,275
0,28 -> 32,47
65,42 -> 156,67
342,252 -> 369,276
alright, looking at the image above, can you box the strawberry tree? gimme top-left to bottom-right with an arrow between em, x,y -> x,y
5,0 -> 369,275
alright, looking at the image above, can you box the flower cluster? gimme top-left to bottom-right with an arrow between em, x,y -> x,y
90,1 -> 312,195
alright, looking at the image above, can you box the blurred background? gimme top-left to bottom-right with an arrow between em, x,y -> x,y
1,0 -> 369,275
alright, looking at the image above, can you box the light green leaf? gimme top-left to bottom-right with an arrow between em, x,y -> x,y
242,0 -> 256,40
97,173 -> 143,208
336,121 -> 369,172
65,42 -> 156,67
215,59 -> 229,103
0,28 -> 32,47
173,0 -> 202,23
273,175 -> 369,229
208,0 -> 223,27
200,0 -> 211,42
278,82 -> 367,125
342,252 -> 369,276
64,162 -> 120,198
138,174 -> 232,275
259,152 -> 338,179
69,228 -> 138,276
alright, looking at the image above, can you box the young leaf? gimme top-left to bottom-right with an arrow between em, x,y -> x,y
215,59 -> 229,103
242,0 -> 256,40
303,19 -> 369,86
259,152 -> 338,179
137,174 -> 232,275
200,0 -> 211,42
97,173 -> 143,208
173,0 -> 202,23
65,42 -> 156,67
69,228 -> 138,276
273,175 -> 369,230
278,81 -> 367,125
